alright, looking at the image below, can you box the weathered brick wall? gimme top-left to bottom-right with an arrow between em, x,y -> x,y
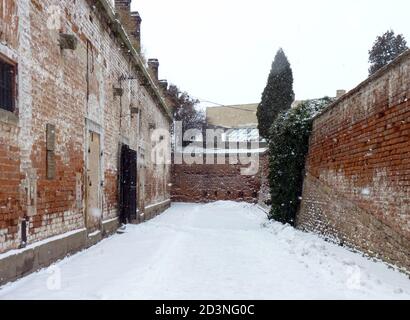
171,152 -> 268,203
0,113 -> 21,252
298,51 -> 410,272
257,151 -> 270,209
0,0 -> 18,48
0,0 -> 171,254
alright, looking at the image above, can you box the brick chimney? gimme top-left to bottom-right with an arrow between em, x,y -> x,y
336,89 -> 346,98
148,59 -> 159,82
158,79 -> 173,107
114,0 -> 131,12
114,0 -> 142,53
158,79 -> 168,93
130,12 -> 142,52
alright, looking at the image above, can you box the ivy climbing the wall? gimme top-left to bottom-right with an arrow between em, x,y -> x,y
268,97 -> 333,225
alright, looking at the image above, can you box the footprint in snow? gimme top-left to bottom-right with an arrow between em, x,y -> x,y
394,288 -> 404,294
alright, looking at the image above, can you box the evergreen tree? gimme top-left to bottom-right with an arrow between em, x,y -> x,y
257,49 -> 294,140
369,30 -> 408,75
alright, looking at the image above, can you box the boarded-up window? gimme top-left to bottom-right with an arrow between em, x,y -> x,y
0,58 -> 15,112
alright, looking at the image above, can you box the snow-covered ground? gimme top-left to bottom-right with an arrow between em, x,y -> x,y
0,202 -> 409,300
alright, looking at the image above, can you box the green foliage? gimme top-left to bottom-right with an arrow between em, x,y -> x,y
268,97 -> 333,225
369,30 -> 408,75
257,49 -> 294,140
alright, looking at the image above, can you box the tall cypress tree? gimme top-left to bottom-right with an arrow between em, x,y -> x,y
257,49 -> 294,140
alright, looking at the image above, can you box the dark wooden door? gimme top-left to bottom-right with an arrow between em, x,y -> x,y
120,144 -> 137,224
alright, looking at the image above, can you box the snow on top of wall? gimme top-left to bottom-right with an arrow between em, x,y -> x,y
0,228 -> 87,260
174,146 -> 267,155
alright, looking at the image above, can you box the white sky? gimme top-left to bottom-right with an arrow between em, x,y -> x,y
128,0 -> 410,106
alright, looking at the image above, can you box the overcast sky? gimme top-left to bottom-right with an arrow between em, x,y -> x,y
128,0 -> 410,107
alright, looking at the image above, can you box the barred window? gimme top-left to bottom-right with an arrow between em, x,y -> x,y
0,58 -> 16,112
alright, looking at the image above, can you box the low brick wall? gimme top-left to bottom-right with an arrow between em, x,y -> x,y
298,51 -> 410,272
171,153 -> 268,203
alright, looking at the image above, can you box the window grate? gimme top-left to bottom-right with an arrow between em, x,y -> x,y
0,59 -> 15,112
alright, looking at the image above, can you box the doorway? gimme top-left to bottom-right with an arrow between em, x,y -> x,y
86,131 -> 102,233
120,144 -> 137,224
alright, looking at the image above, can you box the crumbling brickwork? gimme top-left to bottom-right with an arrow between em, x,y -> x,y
171,152 -> 268,203
0,0 -> 171,255
298,51 -> 410,272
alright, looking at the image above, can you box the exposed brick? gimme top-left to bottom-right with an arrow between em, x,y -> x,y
298,51 -> 410,273
0,0 -> 171,254
171,153 -> 269,204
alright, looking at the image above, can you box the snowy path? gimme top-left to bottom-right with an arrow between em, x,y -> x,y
0,202 -> 409,300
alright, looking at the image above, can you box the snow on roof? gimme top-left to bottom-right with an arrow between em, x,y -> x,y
223,128 -> 262,142
174,145 -> 267,155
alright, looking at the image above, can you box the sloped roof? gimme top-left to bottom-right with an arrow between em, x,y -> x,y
98,0 -> 172,121
224,128 -> 261,142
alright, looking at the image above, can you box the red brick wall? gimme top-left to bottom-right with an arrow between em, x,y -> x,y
0,116 -> 21,252
171,153 -> 268,203
0,0 -> 171,254
0,0 -> 18,48
298,51 -> 410,272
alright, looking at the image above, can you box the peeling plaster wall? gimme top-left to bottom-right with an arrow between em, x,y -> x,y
298,51 -> 410,272
0,0 -> 171,254
0,0 -> 18,48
